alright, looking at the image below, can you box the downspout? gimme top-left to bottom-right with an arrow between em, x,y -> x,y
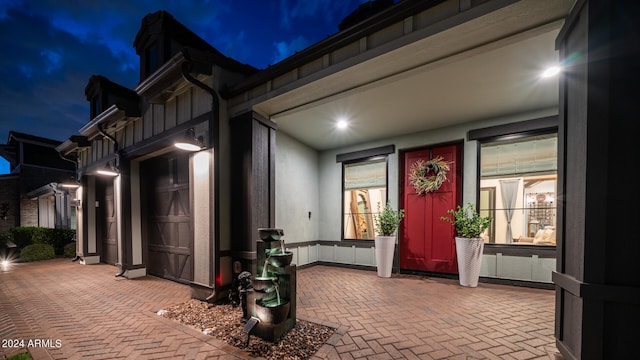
97,123 -> 119,166
97,123 -> 127,277
181,60 -> 220,301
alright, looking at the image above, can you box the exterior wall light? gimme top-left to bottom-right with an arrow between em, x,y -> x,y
541,66 -> 561,78
96,160 -> 119,176
175,128 -> 204,151
59,177 -> 80,188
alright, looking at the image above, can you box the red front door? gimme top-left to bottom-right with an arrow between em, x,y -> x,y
400,144 -> 462,274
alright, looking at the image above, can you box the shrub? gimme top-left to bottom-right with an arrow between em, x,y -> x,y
20,243 -> 55,262
63,242 -> 76,258
44,229 -> 75,255
31,227 -> 49,244
0,231 -> 12,247
6,351 -> 32,360
10,227 -> 36,248
8,227 -> 75,255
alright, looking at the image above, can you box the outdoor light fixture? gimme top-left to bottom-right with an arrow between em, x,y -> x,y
59,176 -> 80,188
96,160 -> 119,176
174,128 -> 204,151
1,258 -> 12,271
541,65 -> 561,78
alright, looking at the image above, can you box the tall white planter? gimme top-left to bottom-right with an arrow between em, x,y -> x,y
455,237 -> 484,287
374,235 -> 396,278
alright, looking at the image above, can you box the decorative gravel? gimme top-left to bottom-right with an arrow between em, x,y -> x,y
159,299 -> 335,360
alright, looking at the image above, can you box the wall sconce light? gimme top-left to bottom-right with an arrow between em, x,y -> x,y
96,160 -> 119,176
59,176 -> 80,188
174,128 -> 204,151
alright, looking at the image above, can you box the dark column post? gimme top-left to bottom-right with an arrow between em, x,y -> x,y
553,1 -> 640,358
230,111 -> 277,275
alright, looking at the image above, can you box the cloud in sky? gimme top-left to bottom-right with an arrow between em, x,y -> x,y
0,0 -> 373,174
273,35 -> 310,64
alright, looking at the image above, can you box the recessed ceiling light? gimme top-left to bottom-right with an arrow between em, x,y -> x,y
336,119 -> 348,129
541,66 -> 561,78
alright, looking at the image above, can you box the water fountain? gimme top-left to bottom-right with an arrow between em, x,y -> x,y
245,228 -> 296,342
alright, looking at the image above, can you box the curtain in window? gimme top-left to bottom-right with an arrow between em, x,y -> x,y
500,179 -> 520,243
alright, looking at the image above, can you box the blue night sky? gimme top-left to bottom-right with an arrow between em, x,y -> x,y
0,0 -> 372,174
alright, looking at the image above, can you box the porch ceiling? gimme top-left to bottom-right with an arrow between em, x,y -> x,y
253,1 -> 571,151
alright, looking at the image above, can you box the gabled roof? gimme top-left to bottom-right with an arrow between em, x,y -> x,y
133,10 -> 257,75
84,75 -> 141,118
84,75 -> 139,102
5,131 -> 63,147
0,131 -> 63,165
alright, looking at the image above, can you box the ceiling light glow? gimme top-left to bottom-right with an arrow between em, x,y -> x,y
336,119 -> 348,129
541,66 -> 561,78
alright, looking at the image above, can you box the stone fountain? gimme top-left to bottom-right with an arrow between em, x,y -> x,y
246,228 -> 296,342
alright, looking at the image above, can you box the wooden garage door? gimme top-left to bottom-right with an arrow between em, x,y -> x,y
142,152 -> 193,282
101,181 -> 117,265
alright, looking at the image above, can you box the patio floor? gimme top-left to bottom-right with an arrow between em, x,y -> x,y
0,258 -> 560,359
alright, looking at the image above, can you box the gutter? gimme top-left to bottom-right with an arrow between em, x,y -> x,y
79,105 -> 121,138
180,56 -> 220,302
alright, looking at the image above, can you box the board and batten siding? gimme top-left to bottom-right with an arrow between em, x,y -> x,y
79,85 -> 211,167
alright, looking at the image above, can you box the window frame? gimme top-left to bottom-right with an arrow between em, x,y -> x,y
337,145 -> 395,241
470,116 -> 558,254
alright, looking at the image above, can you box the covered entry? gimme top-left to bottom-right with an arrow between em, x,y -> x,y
400,143 -> 462,274
141,151 -> 193,283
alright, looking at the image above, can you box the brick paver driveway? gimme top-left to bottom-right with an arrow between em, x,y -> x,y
1,258 -> 559,359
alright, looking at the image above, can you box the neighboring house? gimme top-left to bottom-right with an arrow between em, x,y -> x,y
56,1 -> 639,358
0,131 -> 77,233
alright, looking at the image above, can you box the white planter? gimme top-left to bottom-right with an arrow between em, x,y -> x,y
374,235 -> 396,278
455,237 -> 484,287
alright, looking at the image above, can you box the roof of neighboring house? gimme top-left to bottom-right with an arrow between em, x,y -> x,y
0,131 -> 63,165
6,131 -> 63,147
0,131 -> 74,172
26,183 -> 60,198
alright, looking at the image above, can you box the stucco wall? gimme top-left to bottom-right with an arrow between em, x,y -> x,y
275,132 -> 319,244
281,109 -> 558,242
275,108 -> 558,283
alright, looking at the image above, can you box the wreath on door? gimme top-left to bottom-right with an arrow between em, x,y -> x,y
409,156 -> 450,195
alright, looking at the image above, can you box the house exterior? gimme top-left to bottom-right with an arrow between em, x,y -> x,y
0,131 -> 76,233
56,0 -> 639,358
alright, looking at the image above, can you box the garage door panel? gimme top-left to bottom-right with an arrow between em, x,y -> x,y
101,182 -> 117,265
142,153 -> 193,282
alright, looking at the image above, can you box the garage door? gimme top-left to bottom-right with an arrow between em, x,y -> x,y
101,181 -> 117,265
142,152 -> 193,282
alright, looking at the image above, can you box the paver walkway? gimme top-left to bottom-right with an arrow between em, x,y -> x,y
300,267 -> 560,360
1,258 -> 560,359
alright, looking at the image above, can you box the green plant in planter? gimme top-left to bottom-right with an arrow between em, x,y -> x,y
440,203 -> 491,238
373,201 -> 405,236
